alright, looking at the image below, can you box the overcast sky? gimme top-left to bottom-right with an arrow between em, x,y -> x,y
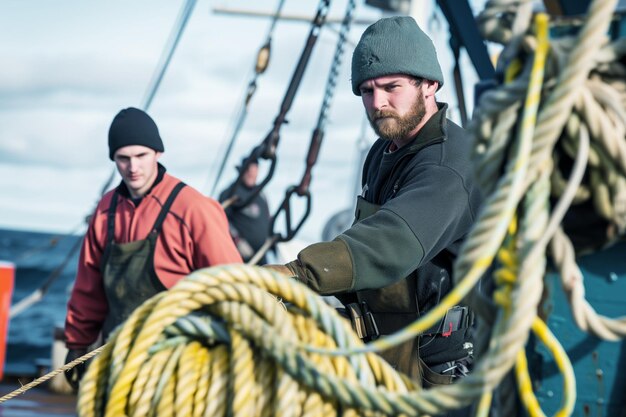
0,0 -> 481,243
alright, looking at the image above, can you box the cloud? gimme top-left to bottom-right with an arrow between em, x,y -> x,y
0,0 -> 385,235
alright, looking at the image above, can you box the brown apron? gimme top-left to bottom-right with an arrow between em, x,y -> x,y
101,182 -> 186,339
350,196 -> 454,385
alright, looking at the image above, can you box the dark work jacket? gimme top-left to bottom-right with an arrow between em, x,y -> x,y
352,104 -> 480,364
296,103 -> 482,366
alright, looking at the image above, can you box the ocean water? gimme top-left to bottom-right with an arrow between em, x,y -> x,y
0,225 -> 321,378
0,228 -> 80,376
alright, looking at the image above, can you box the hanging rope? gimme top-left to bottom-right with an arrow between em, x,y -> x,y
473,0 -> 626,342
468,0 -> 624,413
220,0 -> 332,212
450,36 -> 469,128
8,150 -> 114,319
247,0 -> 357,265
0,346 -> 106,405
209,0 -> 288,197
106,0 -> 198,204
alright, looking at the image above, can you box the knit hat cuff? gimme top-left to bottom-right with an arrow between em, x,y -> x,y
108,107 -> 164,160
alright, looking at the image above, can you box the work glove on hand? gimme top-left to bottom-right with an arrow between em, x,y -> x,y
64,348 -> 88,392
264,240 -> 353,295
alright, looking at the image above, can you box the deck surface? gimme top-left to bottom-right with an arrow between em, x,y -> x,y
0,381 -> 77,417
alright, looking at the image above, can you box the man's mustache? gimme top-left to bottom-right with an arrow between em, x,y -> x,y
371,110 -> 397,121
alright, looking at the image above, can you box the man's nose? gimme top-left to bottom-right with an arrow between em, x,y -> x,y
371,90 -> 387,111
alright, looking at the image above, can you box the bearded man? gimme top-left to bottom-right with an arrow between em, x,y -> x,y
265,16 -> 481,404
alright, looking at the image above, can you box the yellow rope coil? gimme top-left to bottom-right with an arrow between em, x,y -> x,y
78,265 -> 425,417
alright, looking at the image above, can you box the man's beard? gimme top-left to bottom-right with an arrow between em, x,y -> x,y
368,91 -> 426,142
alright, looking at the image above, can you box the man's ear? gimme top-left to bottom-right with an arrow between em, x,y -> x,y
423,79 -> 439,96
155,151 -> 163,161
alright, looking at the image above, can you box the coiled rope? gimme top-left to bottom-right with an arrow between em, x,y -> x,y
78,265 -> 419,417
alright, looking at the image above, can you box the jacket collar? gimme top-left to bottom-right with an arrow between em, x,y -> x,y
405,102 -> 448,152
117,163 -> 167,199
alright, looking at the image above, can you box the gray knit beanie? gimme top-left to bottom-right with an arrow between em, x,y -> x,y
108,107 -> 164,160
351,16 -> 444,95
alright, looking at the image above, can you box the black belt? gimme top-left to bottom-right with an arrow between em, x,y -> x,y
339,303 -> 474,342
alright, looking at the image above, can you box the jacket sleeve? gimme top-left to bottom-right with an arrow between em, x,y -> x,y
189,197 -> 243,267
64,211 -> 109,349
294,165 -> 474,294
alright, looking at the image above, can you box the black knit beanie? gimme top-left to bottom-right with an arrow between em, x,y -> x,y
108,107 -> 165,160
351,16 -> 444,95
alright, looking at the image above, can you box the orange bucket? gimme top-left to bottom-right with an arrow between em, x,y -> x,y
0,262 -> 15,380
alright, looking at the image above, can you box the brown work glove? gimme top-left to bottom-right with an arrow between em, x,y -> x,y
263,240 -> 353,295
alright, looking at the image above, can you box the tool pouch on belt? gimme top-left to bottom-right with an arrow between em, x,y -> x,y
420,357 -> 454,387
350,281 -> 471,385
375,340 -> 453,386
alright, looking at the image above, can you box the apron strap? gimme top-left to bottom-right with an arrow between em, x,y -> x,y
150,182 -> 186,234
104,182 -> 187,244
106,191 -> 120,246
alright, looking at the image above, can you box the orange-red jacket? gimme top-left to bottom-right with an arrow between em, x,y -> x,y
65,170 -> 242,348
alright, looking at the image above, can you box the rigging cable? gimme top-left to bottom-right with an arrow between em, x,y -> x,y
220,0 -> 332,212
9,235 -> 84,319
433,2 -> 468,128
141,0 -> 198,110
450,35 -> 469,127
248,0 -> 357,265
209,0 -> 287,197
9,156 -> 114,263
8,0 -> 198,319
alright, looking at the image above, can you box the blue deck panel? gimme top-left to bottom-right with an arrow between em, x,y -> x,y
530,241 -> 626,416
